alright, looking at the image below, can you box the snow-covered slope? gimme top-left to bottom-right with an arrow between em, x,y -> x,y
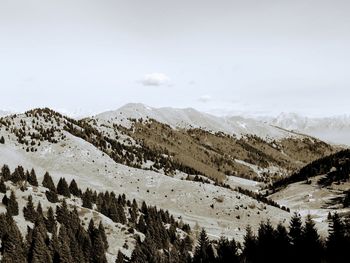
96,103 -> 295,140
0,110 -> 292,242
265,113 -> 350,146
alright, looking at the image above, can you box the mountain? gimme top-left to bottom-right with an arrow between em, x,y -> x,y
92,104 -> 335,183
96,103 -> 294,140
0,107 -> 348,262
265,112 -> 350,146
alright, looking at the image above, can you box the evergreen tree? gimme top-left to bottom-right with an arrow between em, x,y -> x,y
69,179 -> 81,197
193,228 -> 215,263
1,164 -> 11,181
7,190 -> 19,216
58,224 -> 74,263
28,222 -> 52,263
57,177 -> 71,198
82,189 -> 93,209
242,225 -> 257,263
1,216 -> 27,263
327,213 -> 347,262
116,251 -> 125,263
11,166 -> 25,184
28,168 -> 39,187
99,221 -> 109,250
0,177 -> 7,193
45,190 -> 59,203
216,236 -> 239,263
45,206 -> 55,233
56,199 -> 70,225
42,172 -> 56,192
275,223 -> 291,263
256,220 -> 276,262
36,201 -> 44,221
2,194 -> 9,206
23,195 -> 37,222
91,228 -> 108,263
289,212 -> 303,261
302,215 -> 323,263
0,135 -> 5,144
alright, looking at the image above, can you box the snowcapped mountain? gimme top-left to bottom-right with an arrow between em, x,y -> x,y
0,110 -> 12,117
96,103 -> 295,140
265,113 -> 350,146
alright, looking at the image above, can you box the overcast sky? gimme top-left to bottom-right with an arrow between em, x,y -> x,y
0,0 -> 349,117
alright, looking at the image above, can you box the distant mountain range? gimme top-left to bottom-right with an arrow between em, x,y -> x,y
261,112 -> 350,146
96,103 -> 350,146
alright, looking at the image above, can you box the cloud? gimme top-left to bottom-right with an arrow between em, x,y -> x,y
141,73 -> 170,86
198,95 -> 212,103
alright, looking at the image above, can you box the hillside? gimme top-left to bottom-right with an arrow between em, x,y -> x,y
0,108 -> 293,242
92,104 -> 335,183
0,107 -> 348,262
269,149 -> 350,228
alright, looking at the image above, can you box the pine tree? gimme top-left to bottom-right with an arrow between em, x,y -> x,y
56,199 -> 70,225
7,190 -> 19,216
36,201 -> 44,221
58,224 -> 74,263
69,179 -> 81,197
42,172 -> 56,192
302,215 -> 323,263
289,212 -> 303,261
0,177 -> 7,193
0,135 -> 5,144
242,225 -> 257,263
193,228 -> 215,263
2,194 -> 9,206
11,166 -> 25,184
23,195 -> 37,222
99,221 -> 109,250
45,189 -> 59,203
50,224 -> 60,262
256,220 -> 276,262
116,251 -> 125,263
1,164 -> 11,181
45,206 -> 55,233
28,168 -> 39,187
216,236 -> 239,263
327,213 -> 347,262
1,216 -> 27,263
275,223 -> 291,263
82,190 -> 93,209
91,228 -> 108,263
57,177 -> 71,198
28,222 -> 52,263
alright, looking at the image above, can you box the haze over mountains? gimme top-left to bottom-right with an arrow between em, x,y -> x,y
100,103 -> 350,146
2,103 -> 349,147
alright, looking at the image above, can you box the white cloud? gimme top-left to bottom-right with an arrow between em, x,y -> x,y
141,73 -> 170,86
198,95 -> 212,103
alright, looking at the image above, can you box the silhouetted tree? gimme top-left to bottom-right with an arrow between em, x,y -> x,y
193,229 -> 215,263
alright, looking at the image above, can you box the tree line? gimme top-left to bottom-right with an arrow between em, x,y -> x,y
1,164 -> 350,262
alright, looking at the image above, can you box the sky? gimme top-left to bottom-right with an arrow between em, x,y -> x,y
0,0 -> 349,117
